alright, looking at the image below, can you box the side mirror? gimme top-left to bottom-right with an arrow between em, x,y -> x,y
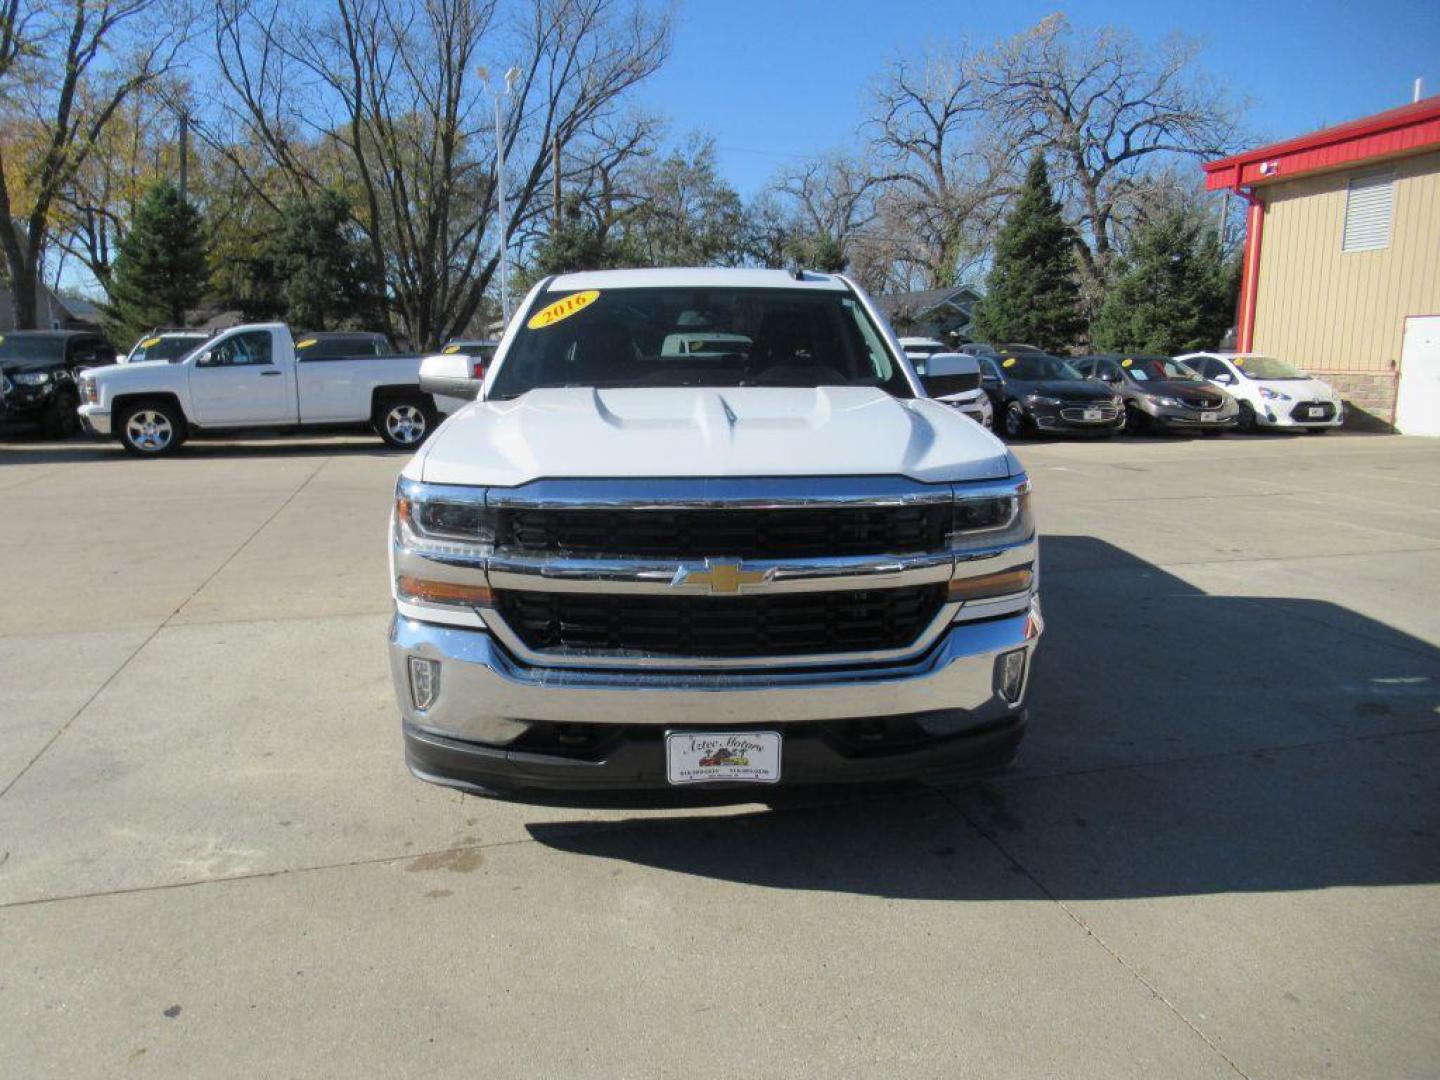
919,353 -> 982,398
1214,372 -> 1234,385
420,352 -> 485,402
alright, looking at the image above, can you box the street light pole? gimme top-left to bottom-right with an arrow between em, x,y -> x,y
482,66 -> 521,326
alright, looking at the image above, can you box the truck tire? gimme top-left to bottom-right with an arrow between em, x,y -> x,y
118,399 -> 185,456
41,386 -> 81,439
376,395 -> 436,450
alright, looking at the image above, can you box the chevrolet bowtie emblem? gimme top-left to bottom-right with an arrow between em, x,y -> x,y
671,559 -> 774,595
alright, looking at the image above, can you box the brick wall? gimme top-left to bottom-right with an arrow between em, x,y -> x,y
1323,370 -> 1398,430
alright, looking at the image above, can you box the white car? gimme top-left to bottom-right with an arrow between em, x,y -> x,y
79,322 -> 456,454
899,339 -> 993,428
1178,352 -> 1344,433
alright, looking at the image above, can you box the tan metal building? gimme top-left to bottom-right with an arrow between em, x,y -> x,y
1205,99 -> 1440,430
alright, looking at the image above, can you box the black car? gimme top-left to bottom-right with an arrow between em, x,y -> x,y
0,330 -> 117,437
1072,354 -> 1239,435
978,352 -> 1124,438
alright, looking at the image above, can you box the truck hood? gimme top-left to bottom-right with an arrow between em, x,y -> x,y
418,386 -> 1015,487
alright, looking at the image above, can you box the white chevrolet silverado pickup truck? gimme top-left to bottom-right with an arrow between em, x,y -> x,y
389,268 -> 1042,795
77,323 -> 448,453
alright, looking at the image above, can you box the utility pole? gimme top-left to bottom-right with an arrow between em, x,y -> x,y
178,110 -> 190,203
552,136 -> 562,227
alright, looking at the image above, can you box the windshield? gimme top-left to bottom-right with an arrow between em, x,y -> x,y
0,334 -> 65,364
1122,357 -> 1201,382
998,354 -> 1083,381
131,336 -> 205,364
1234,355 -> 1305,379
490,287 -> 912,399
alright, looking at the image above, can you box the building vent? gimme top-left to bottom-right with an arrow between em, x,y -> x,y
1341,173 -> 1394,252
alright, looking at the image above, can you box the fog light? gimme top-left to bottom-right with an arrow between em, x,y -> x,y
408,656 -> 440,710
997,649 -> 1027,704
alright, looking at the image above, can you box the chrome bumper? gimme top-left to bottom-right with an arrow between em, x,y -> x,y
78,405 -> 111,435
388,600 -> 1041,746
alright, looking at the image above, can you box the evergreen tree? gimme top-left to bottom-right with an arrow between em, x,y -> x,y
268,190 -> 378,330
970,155 -> 1084,352
1090,210 -> 1239,355
786,232 -> 849,273
531,200 -> 639,275
104,183 -> 209,344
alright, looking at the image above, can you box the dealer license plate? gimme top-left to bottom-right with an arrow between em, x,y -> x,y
1082,408 -> 1102,421
1306,406 -> 1324,418
1201,411 -> 1218,423
666,731 -> 781,785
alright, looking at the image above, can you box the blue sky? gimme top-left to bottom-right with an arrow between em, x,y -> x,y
634,0 -> 1440,195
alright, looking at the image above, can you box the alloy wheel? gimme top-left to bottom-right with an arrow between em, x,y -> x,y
126,410 -> 174,452
385,404 -> 428,445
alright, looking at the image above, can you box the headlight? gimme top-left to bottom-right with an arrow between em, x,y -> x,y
1145,394 -> 1180,407
1259,387 -> 1291,401
950,477 -> 1034,554
395,479 -> 495,561
79,376 -> 99,405
12,371 -> 51,386
1024,394 -> 1061,406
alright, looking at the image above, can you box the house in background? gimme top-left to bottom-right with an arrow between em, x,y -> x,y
875,284 -> 982,344
0,282 -> 105,333
1204,96 -> 1440,432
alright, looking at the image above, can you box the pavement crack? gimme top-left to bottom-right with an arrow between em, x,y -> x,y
931,785 -> 1254,1080
0,457 -> 333,804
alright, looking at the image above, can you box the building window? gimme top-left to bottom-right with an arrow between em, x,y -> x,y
1341,173 -> 1394,252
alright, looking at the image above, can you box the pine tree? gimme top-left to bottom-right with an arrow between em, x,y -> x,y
104,183 -> 209,345
268,190 -> 378,330
970,155 -> 1084,352
1091,210 -> 1239,355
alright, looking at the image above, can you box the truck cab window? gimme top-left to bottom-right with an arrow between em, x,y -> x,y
201,331 -> 273,367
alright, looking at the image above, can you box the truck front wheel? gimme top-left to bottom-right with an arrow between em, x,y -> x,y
376,396 -> 436,450
118,400 -> 185,456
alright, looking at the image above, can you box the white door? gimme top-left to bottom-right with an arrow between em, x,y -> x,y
189,328 -> 295,425
1396,316 -> 1440,436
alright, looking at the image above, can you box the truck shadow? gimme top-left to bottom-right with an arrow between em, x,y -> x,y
525,535 -> 1440,900
0,434 -> 399,465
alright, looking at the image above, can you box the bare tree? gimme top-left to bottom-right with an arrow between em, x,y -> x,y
212,0 -> 669,347
0,0 -> 194,327
866,45 -> 1020,290
979,14 -> 1243,293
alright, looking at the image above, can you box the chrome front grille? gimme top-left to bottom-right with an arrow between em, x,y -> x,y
495,584 -> 947,659
1059,403 -> 1119,422
497,504 -> 951,559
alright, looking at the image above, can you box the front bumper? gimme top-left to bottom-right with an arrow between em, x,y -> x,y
0,387 -> 56,425
1030,401 -> 1123,436
1143,403 -> 1239,430
1255,400 -> 1344,428
390,603 -> 1040,793
78,405 -> 112,435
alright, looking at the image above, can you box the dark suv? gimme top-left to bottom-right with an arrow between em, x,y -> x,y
0,330 -> 117,437
978,352 -> 1123,438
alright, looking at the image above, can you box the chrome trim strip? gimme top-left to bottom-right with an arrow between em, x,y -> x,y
479,599 -> 966,671
483,474 -> 957,510
484,549 -> 956,595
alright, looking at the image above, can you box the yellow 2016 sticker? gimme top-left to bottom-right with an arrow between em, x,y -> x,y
140,336 -> 162,348
442,344 -> 461,354
1002,357 -> 1017,368
1234,356 -> 1246,366
296,338 -> 318,349
1121,357 -> 1132,367
527,290 -> 600,330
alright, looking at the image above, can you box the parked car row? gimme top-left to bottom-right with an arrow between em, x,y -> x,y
905,341 -> 1345,439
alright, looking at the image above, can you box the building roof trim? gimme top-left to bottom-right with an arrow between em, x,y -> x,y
1203,96 -> 1440,191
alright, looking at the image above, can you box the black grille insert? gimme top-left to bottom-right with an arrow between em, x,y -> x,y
496,585 -> 946,658
497,505 -> 950,559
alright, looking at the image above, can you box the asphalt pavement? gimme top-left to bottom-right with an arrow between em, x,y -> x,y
1,429 -> 1437,1078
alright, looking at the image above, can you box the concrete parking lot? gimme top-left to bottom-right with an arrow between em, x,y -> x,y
1,430 -> 1437,1078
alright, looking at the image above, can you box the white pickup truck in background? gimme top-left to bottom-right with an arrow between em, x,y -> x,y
78,323 -> 452,453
